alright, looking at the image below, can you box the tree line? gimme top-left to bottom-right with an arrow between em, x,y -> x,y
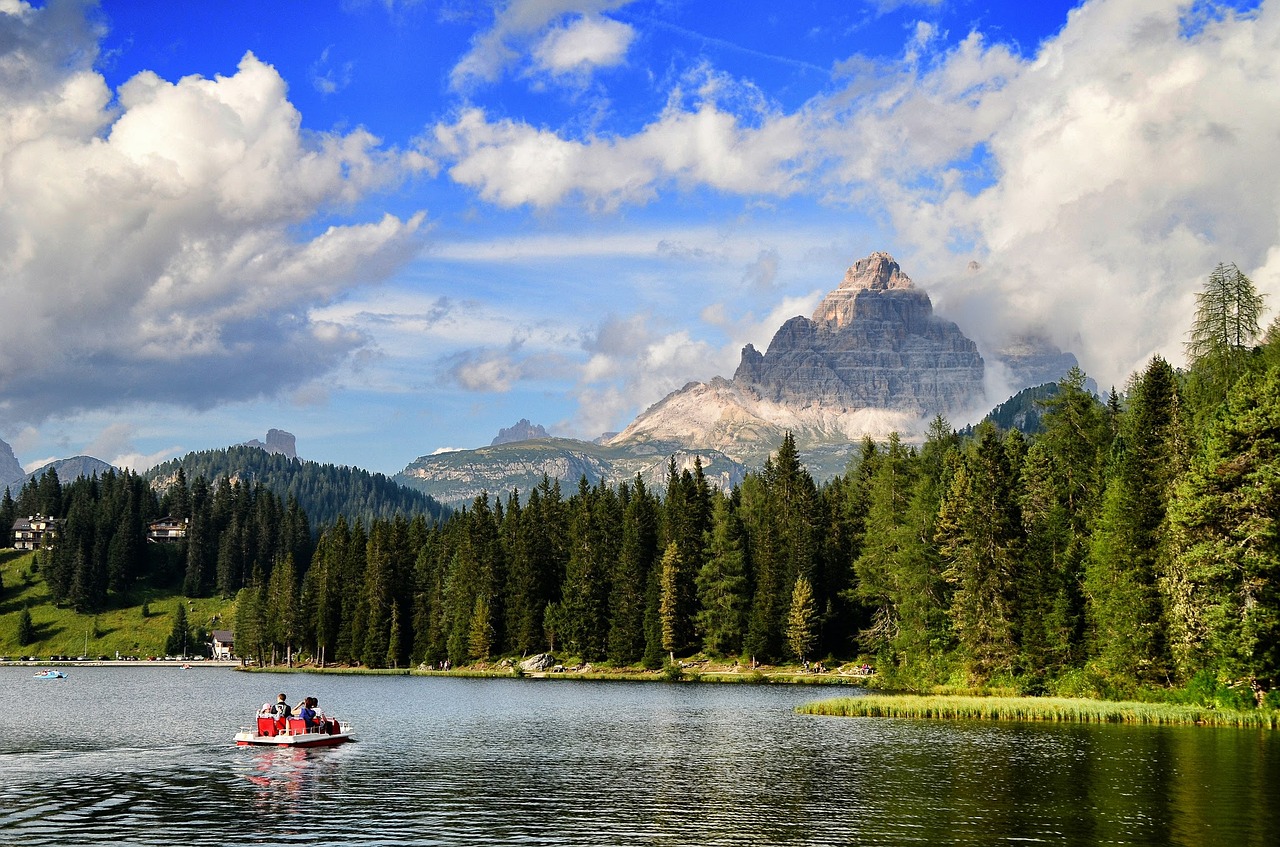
10,263 -> 1280,706
235,263 -> 1280,707
2,466 -> 312,613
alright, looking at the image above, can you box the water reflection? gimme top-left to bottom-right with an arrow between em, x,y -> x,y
1,667 -> 1277,846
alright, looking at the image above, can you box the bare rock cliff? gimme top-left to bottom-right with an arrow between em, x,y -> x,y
732,252 -> 984,414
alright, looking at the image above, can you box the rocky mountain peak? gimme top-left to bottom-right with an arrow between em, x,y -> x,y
727,252 -> 983,415
812,251 -> 916,328
243,428 -> 297,459
491,419 -> 551,446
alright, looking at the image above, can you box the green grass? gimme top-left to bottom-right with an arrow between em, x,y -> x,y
798,693 -> 1280,728
0,550 -> 235,659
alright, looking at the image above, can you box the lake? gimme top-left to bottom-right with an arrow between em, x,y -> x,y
1,666 -> 1276,846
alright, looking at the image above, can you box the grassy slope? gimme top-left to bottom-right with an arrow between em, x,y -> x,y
0,550 -> 235,659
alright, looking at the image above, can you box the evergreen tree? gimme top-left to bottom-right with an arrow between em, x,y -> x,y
853,433 -> 918,657
609,478 -> 658,664
787,576 -> 818,662
0,488 -> 16,544
936,422 -> 1024,682
183,476 -> 215,597
696,494 -> 748,657
658,541 -> 682,662
17,605 -> 35,645
1186,261 -> 1268,412
1165,367 -> 1280,694
165,602 -> 190,656
1018,368 -> 1107,678
265,553 -> 300,665
1087,357 -> 1185,684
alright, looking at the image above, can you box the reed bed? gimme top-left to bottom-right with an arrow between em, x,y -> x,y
799,694 -> 1280,728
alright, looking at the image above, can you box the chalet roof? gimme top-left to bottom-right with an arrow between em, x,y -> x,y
211,629 -> 235,643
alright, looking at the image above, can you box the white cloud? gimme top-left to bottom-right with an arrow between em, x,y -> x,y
0,4 -> 430,424
849,0 -> 1280,387
432,80 -> 808,210
450,0 -> 634,89
532,14 -> 634,75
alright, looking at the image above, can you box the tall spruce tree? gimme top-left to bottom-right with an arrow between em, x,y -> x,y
696,494 -> 748,657
1165,367 -> 1280,694
1087,357 -> 1185,684
936,422 -> 1024,682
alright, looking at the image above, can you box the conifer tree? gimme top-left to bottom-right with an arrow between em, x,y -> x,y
165,602 -> 190,656
696,494 -> 748,657
1166,367 -> 1280,693
1186,261 -> 1267,413
609,478 -> 658,664
658,541 -> 682,662
787,576 -> 818,662
936,422 -> 1024,682
1087,357 -> 1185,683
17,605 -> 35,646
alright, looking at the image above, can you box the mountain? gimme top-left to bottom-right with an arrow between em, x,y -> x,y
395,438 -> 746,507
147,445 -> 448,527
0,437 -> 25,492
6,455 -> 117,492
606,252 -> 988,471
491,419 -> 550,446
734,252 -> 985,411
241,428 -> 297,459
964,383 -> 1062,436
401,251 -> 1084,492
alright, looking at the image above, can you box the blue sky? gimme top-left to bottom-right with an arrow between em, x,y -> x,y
2,0 -> 1277,475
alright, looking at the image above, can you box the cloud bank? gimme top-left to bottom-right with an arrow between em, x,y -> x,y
0,0 -> 429,424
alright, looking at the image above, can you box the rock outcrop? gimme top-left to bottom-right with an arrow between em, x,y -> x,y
0,437 -> 25,492
243,428 -> 297,459
732,251 -> 984,414
491,419 -> 551,446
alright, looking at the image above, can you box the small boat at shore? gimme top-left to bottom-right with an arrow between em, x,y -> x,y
234,713 -> 353,748
33,669 -> 66,679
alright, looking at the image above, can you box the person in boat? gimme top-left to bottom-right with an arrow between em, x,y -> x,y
298,697 -> 318,732
271,693 -> 293,731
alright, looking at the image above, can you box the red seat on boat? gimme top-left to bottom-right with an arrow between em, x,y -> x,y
287,718 -> 308,735
257,716 -> 276,737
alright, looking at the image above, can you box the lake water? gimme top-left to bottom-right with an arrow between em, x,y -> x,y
1,666 -> 1276,846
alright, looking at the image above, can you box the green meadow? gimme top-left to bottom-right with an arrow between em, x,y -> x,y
0,550 -> 233,659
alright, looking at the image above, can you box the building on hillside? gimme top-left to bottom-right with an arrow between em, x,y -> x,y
147,516 -> 189,543
11,515 -> 62,550
210,630 -> 235,660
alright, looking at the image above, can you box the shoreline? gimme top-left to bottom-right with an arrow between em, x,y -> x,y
3,659 -> 240,668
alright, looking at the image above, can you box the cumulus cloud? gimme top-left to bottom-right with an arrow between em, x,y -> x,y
0,2 -> 430,424
532,14 -> 634,75
811,0 -> 1280,387
450,0 -> 634,89
431,72 -> 808,209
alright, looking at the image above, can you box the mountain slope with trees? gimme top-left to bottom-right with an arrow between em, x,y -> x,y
147,446 -> 448,529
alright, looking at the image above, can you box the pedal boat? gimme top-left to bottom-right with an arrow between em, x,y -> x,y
33,669 -> 67,679
235,714 -> 354,747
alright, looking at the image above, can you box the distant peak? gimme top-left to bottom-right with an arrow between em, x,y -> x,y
837,251 -> 913,292
491,419 -> 550,446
